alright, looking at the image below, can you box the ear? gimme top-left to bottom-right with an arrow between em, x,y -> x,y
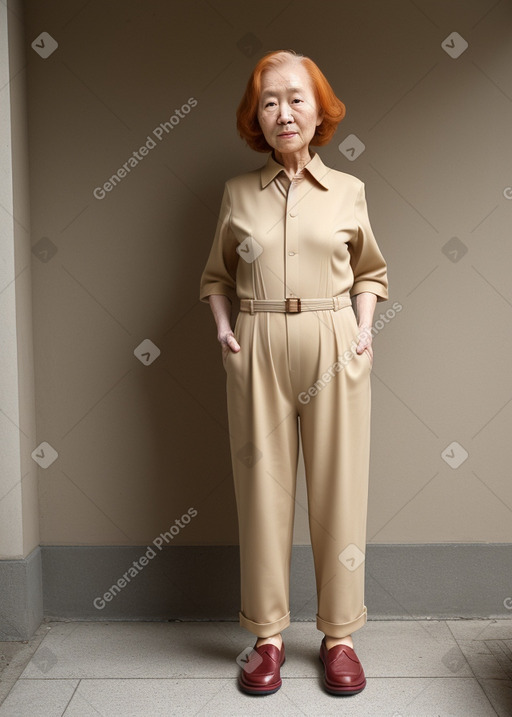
316,110 -> 324,127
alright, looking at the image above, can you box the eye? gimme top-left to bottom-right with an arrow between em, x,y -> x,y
264,101 -> 277,108
292,98 -> 303,104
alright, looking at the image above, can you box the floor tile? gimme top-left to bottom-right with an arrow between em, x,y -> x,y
286,676 -> 500,716
0,679 -> 78,717
477,677 -> 512,717
1,620 -> 511,716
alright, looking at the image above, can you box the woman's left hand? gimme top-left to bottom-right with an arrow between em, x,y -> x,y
354,292 -> 377,366
356,323 -> 373,365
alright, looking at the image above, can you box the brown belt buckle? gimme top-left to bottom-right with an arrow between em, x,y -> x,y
285,297 -> 301,313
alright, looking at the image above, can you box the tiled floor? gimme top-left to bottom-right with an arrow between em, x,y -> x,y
0,619 -> 511,716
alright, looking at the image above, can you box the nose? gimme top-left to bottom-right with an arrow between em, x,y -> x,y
277,102 -> 293,124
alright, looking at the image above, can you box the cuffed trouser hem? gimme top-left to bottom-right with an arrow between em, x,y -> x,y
239,610 -> 291,638
316,605 -> 367,638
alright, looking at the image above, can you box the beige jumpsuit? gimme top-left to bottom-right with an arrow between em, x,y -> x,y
199,151 -> 388,639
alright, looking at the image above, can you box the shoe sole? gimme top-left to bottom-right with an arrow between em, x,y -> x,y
238,677 -> 282,695
323,680 -> 366,695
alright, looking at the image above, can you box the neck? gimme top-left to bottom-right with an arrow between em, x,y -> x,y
273,148 -> 313,179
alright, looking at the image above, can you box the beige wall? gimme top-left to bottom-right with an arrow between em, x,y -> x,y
14,0 -> 512,553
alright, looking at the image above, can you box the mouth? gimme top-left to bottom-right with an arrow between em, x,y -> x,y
277,132 -> 297,138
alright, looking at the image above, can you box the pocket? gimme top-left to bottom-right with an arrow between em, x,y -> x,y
222,346 -> 231,370
223,314 -> 243,371
362,347 -> 373,370
348,308 -> 372,370
222,338 -> 239,370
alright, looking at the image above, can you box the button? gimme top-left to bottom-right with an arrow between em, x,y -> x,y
289,210 -> 297,217
288,251 -> 296,256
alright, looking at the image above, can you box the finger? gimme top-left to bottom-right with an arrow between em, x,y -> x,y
227,335 -> 240,351
357,342 -> 373,357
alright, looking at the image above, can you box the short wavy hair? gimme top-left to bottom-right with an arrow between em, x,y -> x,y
236,49 -> 346,153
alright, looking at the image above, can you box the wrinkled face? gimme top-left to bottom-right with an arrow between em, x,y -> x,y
257,60 -> 324,155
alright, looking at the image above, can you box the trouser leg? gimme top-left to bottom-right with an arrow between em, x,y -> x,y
225,312 -> 299,638
297,306 -> 372,638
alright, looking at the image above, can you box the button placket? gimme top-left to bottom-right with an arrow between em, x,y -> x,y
285,180 -> 300,300
284,178 -> 301,373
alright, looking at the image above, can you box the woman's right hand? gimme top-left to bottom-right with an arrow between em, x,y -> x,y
219,331 -> 241,360
207,296 -> 241,361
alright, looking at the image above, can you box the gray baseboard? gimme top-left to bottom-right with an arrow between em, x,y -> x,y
41,543 -> 512,622
0,546 -> 43,640
1,544 -> 511,640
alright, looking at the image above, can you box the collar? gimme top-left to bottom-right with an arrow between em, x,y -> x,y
260,150 -> 331,190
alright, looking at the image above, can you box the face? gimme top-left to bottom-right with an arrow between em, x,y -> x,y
257,60 -> 324,158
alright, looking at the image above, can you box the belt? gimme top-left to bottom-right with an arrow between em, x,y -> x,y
239,295 -> 352,314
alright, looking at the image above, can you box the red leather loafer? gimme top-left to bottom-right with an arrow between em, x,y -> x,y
238,642 -> 285,695
319,637 -> 366,695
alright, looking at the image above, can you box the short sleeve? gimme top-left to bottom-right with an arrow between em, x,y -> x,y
348,183 -> 389,301
199,182 -> 239,304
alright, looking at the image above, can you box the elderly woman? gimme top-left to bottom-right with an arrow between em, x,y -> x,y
199,49 -> 388,697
